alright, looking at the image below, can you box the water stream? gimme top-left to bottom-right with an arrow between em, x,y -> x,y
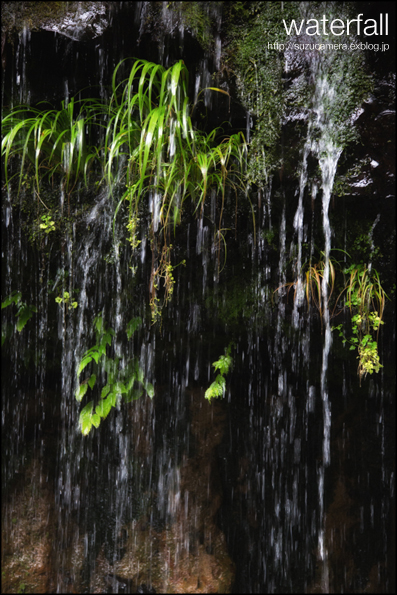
1,2 -> 395,594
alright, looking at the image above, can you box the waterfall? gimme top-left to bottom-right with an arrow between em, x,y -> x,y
1,2 -> 394,593
312,68 -> 343,592
291,136 -> 310,327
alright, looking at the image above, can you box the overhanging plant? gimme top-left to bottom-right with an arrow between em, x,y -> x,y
75,315 -> 154,435
2,96 -> 105,200
275,255 -> 388,383
2,58 -> 250,322
333,264 -> 387,385
205,343 -> 234,402
105,59 -> 249,321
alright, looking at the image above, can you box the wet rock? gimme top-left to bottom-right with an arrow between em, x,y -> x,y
104,573 -> 156,593
100,387 -> 234,593
2,1 -> 110,40
1,456 -> 56,593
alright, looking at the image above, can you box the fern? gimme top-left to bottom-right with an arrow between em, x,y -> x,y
205,343 -> 233,402
75,315 -> 154,435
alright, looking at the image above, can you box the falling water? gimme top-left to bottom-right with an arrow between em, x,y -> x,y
311,67 -> 343,590
1,2 -> 395,594
291,136 -> 310,327
16,26 -> 31,105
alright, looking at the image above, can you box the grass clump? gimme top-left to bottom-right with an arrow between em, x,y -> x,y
275,255 -> 388,384
2,58 -> 249,321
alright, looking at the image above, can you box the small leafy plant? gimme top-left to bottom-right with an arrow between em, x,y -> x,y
205,343 -> 233,402
332,264 -> 387,384
2,58 -> 249,323
275,254 -> 387,383
275,252 -> 338,328
1,291 -> 37,344
55,291 -> 78,310
1,96 -> 104,196
150,244 -> 186,325
39,213 -> 56,234
75,315 -> 154,435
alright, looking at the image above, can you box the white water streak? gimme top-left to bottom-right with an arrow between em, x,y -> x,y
296,57 -> 343,591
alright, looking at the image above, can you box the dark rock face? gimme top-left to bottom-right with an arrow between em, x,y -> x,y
1,388 -> 234,593
89,388 -> 234,593
1,2 -> 395,594
1,457 -> 57,593
2,2 -> 110,40
104,574 -> 156,593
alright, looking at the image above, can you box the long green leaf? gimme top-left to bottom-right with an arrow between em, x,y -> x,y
75,383 -> 89,402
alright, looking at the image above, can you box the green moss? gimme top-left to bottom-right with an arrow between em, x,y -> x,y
177,1 -> 217,51
2,2 -> 76,36
224,2 -> 373,188
142,1 -> 220,53
224,2 -> 298,186
204,271 -> 274,329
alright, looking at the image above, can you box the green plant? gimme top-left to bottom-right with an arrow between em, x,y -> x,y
3,59 -> 249,320
205,343 -> 233,402
75,315 -> 154,435
1,291 -> 37,343
55,291 -> 78,310
275,254 -> 387,383
17,583 -> 26,594
105,58 -> 249,320
149,244 -> 186,325
262,228 -> 276,247
2,96 -> 104,197
333,264 -> 387,384
275,252 -> 338,329
39,213 -> 56,233
107,58 -> 248,240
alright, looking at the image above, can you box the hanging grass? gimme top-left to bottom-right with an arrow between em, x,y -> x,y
105,59 -> 248,246
2,58 -> 249,321
2,58 -> 248,248
275,255 -> 388,383
275,253 -> 337,328
103,59 -> 248,320
2,96 -> 106,196
335,264 -> 388,383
